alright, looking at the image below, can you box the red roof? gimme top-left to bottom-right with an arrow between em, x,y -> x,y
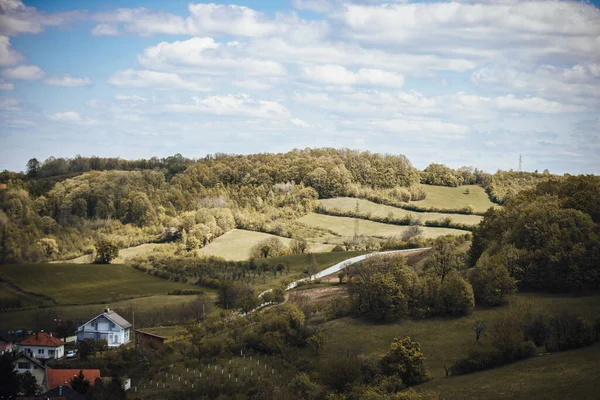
19,332 -> 64,347
46,369 -> 102,390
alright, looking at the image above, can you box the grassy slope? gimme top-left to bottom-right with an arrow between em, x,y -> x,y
0,295 -> 197,330
411,185 -> 498,212
416,343 -> 600,400
319,197 -> 483,225
321,292 -> 600,381
197,229 -> 290,261
54,243 -> 175,264
299,213 -> 467,240
0,263 -> 197,305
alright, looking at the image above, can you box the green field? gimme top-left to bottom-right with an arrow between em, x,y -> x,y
0,295 -> 199,330
298,213 -> 467,240
319,197 -> 483,225
55,243 -> 175,264
411,184 -> 498,213
0,263 -> 197,305
321,292 -> 600,381
417,343 -> 600,400
197,229 -> 333,261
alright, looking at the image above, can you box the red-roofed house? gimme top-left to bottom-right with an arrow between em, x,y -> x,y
46,369 -> 101,390
19,332 -> 64,360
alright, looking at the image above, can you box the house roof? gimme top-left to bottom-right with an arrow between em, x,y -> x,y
14,352 -> 47,370
135,330 -> 166,340
78,310 -> 132,330
19,332 -> 64,347
42,386 -> 86,400
46,369 -> 101,390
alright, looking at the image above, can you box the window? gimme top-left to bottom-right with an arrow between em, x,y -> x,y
18,362 -> 30,369
113,335 -> 118,343
48,350 -> 55,356
91,322 -> 97,329
110,322 -> 115,329
38,349 -> 44,354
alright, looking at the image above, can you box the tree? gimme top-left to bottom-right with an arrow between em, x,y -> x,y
381,337 -> 430,386
307,332 -> 327,355
427,236 -> 462,282
71,370 -> 91,394
95,338 -> 108,352
290,237 -> 309,255
19,371 -> 39,395
79,338 -> 95,360
26,158 -> 41,177
0,353 -> 19,398
475,319 -> 487,342
440,271 -> 475,316
288,373 -> 321,400
468,256 -> 517,306
305,252 -> 318,282
94,239 -> 119,264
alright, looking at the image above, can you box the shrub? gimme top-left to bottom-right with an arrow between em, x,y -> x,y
450,349 -> 502,375
547,311 -> 595,351
440,271 -> 475,316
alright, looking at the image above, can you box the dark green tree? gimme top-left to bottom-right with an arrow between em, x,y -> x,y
381,336 -> 430,386
19,371 -> 39,395
70,370 -> 90,394
94,239 -> 119,264
0,353 -> 19,398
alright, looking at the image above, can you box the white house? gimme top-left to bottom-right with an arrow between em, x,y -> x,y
77,308 -> 132,347
18,332 -> 64,360
13,352 -> 47,388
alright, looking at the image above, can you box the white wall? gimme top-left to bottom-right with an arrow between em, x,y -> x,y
19,344 -> 64,359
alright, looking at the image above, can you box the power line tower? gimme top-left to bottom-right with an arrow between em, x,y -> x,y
354,200 -> 359,238
519,154 -> 522,171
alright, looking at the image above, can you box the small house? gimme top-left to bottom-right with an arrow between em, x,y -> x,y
18,332 -> 64,360
77,308 -> 132,347
13,352 -> 47,388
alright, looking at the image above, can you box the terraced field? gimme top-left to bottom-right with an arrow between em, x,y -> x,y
197,229 -> 334,261
319,197 -> 483,225
411,184 -> 498,212
298,213 -> 467,241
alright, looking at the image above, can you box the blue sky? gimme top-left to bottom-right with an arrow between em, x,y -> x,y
1,0 -> 599,174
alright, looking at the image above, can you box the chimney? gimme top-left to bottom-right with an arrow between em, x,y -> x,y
50,332 -> 53,337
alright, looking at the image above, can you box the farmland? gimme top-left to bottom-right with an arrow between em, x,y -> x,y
298,213 -> 468,240
411,184 -> 498,212
0,263 -> 198,305
319,197 -> 483,225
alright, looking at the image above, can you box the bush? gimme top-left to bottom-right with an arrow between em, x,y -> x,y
547,311 -> 595,351
450,349 -> 502,375
440,271 -> 475,316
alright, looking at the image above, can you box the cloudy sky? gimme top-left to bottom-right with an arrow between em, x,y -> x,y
1,0 -> 599,174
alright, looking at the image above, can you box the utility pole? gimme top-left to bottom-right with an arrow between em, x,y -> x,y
519,154 -> 522,171
354,200 -> 359,238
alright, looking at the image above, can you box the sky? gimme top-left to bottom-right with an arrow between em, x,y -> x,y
0,0 -> 599,174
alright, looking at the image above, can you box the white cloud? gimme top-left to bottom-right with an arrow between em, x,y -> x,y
115,94 -> 147,103
232,80 -> 272,90
0,35 -> 21,66
107,69 -> 209,91
303,64 -> 404,88
44,74 -> 91,86
366,118 -> 469,138
2,64 -> 44,80
292,0 -> 334,13
0,80 -> 14,90
291,117 -> 311,128
138,37 -> 286,76
168,94 -> 291,119
0,96 -> 19,110
48,111 -> 96,125
0,0 -> 84,36
91,24 -> 119,36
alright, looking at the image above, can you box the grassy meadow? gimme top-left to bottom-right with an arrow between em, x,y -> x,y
0,263 -> 198,305
319,197 -> 483,225
54,243 -> 175,264
416,342 -> 600,400
410,184 -> 498,212
320,292 -> 600,381
298,213 -> 467,240
197,229 -> 294,261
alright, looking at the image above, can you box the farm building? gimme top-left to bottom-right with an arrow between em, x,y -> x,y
18,332 -> 64,360
77,308 -> 132,347
134,329 -> 165,349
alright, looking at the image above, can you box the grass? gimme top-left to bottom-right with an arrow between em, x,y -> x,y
417,343 -> 600,400
298,213 -> 467,240
0,263 -> 198,305
319,197 -> 483,225
411,184 -> 498,213
55,243 -> 175,264
320,292 -> 600,381
0,295 -> 198,330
